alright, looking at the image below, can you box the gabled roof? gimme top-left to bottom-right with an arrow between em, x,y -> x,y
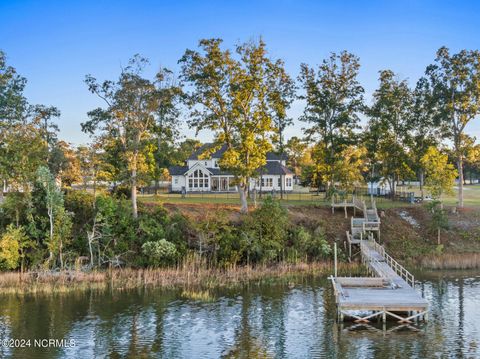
188,143 -> 288,161
266,152 -> 288,161
207,167 -> 231,175
184,162 -> 213,175
258,161 -> 293,175
170,162 -> 293,177
169,165 -> 188,176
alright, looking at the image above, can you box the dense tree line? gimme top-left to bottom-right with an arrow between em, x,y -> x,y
1,40 -> 479,270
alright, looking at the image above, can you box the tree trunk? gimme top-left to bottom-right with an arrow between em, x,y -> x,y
238,182 -> 248,214
386,178 -> 394,200
131,169 -> 138,218
280,174 -> 284,199
93,175 -> 97,199
437,228 -> 441,245
259,174 -> 263,198
88,233 -> 94,267
457,157 -> 464,208
59,240 -> 63,269
419,169 -> 425,199
48,209 -> 54,268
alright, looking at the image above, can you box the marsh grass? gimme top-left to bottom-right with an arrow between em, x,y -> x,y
419,253 -> 480,269
0,260 -> 363,296
181,289 -> 216,302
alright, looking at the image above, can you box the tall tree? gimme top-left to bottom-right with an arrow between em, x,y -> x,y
0,50 -> 27,125
462,135 -> 480,184
366,70 -> 414,196
53,141 -> 81,187
409,77 -> 443,198
0,51 -> 61,193
426,47 -> 480,208
285,136 -> 308,178
179,38 -> 291,212
298,51 -> 364,194
36,166 -> 65,268
421,146 -> 457,201
0,50 -> 28,194
421,146 -> 457,244
267,61 -> 295,197
151,68 -> 182,192
82,55 -> 180,217
30,104 -> 60,151
171,138 -> 202,165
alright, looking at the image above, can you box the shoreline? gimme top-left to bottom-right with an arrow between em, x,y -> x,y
1,252 -> 478,296
0,261 -> 364,295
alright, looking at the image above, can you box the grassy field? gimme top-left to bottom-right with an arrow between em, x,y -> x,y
138,191 -> 414,209
397,184 -> 480,207
139,184 -> 480,209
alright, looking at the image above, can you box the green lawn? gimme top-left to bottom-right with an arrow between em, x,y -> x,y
138,192 -> 329,206
398,184 -> 480,207
138,184 -> 480,209
138,191 -> 415,209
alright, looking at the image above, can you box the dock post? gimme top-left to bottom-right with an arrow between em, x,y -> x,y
382,311 -> 386,323
334,242 -> 338,277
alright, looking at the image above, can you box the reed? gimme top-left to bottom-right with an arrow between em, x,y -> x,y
0,260 -> 363,295
419,253 -> 480,269
181,289 -> 215,302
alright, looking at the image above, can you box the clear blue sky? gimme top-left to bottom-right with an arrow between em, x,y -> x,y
1,0 -> 480,145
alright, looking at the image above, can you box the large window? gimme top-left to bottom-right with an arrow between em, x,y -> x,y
188,169 -> 209,190
262,178 -> 273,187
286,177 -> 292,187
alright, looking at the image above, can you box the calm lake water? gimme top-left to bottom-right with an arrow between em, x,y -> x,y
0,271 -> 479,358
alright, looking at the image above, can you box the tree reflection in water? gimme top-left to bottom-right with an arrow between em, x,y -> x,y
0,273 -> 477,358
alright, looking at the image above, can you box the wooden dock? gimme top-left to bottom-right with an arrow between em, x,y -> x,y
331,195 -> 428,324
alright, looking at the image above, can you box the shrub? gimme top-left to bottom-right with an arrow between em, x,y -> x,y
0,192 -> 31,228
0,225 -> 24,270
165,213 -> 192,256
110,185 -> 131,199
241,196 -> 289,263
64,190 -> 95,228
295,226 -> 332,261
195,211 -> 243,267
64,190 -> 95,255
425,200 -> 449,245
138,216 -> 166,243
142,239 -> 178,267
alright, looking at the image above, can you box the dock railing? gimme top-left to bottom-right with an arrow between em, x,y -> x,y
369,239 -> 415,288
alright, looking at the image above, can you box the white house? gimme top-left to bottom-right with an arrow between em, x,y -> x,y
367,178 -> 391,196
169,144 -> 294,193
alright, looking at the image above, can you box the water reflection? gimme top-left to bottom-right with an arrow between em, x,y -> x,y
0,273 -> 478,358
